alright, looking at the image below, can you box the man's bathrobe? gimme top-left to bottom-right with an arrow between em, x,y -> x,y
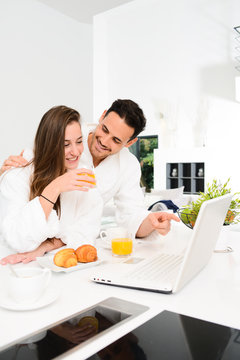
81,125 -> 149,237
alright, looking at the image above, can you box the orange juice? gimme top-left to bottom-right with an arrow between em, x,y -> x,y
77,173 -> 96,185
111,238 -> 133,256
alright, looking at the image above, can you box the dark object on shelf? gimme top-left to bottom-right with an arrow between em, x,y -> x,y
166,162 -> 205,194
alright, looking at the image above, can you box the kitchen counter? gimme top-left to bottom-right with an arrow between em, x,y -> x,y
0,222 -> 240,359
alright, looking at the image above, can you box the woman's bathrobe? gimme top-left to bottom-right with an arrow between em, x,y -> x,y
0,161 -> 103,253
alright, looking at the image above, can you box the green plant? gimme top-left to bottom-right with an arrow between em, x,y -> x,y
179,178 -> 240,227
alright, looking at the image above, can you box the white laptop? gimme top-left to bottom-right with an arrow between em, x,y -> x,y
91,194 -> 232,294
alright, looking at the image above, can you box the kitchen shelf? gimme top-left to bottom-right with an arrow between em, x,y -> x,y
166,162 -> 205,194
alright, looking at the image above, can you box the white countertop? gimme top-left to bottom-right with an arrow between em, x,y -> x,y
1,222 -> 240,359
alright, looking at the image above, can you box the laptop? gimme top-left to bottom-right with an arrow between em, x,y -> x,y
91,194 -> 232,294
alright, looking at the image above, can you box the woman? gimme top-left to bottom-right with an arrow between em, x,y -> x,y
0,105 -> 103,264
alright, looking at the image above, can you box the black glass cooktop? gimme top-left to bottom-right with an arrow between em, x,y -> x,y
1,307 -> 240,360
87,311 -> 240,360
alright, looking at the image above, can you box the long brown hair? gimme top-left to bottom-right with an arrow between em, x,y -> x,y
30,105 -> 81,215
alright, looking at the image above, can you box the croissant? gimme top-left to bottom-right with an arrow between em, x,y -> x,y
75,245 -> 98,263
53,248 -> 78,268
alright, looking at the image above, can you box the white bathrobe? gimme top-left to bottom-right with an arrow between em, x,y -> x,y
81,125 -> 149,237
0,126 -> 149,254
0,156 -> 103,254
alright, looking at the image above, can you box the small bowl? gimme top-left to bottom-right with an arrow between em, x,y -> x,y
224,209 -> 237,225
177,208 -> 197,229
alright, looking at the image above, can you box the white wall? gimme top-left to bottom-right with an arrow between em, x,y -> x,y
0,0 -> 92,164
93,0 -> 240,192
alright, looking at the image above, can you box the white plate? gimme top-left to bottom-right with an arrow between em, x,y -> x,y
0,287 -> 58,311
36,255 -> 102,273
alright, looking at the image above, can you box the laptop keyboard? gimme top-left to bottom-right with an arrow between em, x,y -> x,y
127,253 -> 183,283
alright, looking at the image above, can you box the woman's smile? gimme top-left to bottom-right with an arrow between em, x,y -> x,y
66,155 -> 79,162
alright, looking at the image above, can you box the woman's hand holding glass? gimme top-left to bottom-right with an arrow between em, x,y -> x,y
54,168 -> 96,193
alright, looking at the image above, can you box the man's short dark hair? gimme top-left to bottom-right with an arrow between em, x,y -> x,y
105,99 -> 146,140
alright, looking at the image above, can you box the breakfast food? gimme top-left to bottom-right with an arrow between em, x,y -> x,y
53,245 -> 98,268
75,244 -> 98,263
64,254 -> 78,268
78,316 -> 99,331
53,248 -> 78,268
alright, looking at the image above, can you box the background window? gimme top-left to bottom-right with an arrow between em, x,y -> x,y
129,135 -> 158,192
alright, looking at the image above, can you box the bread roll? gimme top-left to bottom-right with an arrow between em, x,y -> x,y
75,245 -> 98,263
53,248 -> 77,268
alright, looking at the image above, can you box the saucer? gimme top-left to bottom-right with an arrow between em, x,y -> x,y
0,287 -> 59,311
95,237 -> 111,250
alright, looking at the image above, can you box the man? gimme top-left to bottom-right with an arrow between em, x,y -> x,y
1,99 -> 179,241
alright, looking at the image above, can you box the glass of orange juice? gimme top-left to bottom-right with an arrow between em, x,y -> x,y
100,227 -> 133,257
77,171 -> 96,186
111,237 -> 133,257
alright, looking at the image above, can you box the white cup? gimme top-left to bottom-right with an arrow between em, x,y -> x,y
6,267 -> 51,305
100,226 -> 133,256
99,226 -> 123,248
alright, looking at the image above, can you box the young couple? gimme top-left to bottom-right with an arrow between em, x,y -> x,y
0,99 -> 179,265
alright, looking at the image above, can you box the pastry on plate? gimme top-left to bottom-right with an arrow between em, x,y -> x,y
75,245 -> 98,263
53,248 -> 78,268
